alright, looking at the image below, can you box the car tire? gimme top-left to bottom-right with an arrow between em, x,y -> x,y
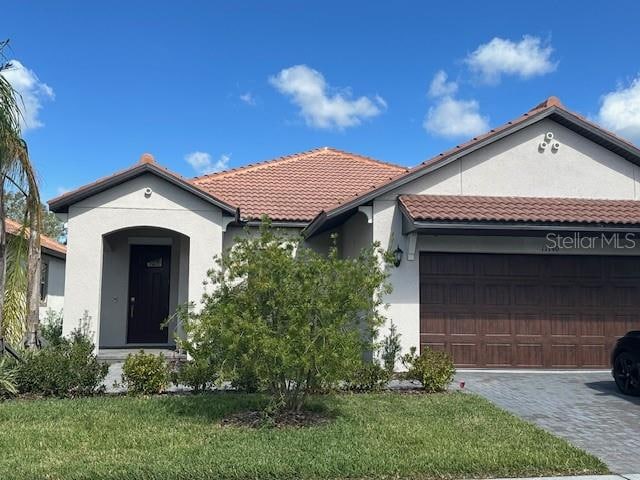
613,351 -> 640,396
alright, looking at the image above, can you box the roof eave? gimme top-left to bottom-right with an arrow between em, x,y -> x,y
409,220 -> 640,234
48,163 -> 238,215
307,106 -> 640,236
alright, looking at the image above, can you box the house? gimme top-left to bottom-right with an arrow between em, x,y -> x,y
49,96 -> 640,369
4,218 -> 66,319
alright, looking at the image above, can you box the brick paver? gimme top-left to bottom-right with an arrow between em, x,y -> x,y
456,371 -> 640,474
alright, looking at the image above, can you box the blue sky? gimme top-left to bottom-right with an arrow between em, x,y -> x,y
4,1 -> 640,201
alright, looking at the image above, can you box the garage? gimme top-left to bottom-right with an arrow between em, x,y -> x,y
420,252 -> 640,368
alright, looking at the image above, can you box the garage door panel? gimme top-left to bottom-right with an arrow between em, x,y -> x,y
484,313 -> 511,335
514,313 -> 543,336
550,344 -> 578,368
579,313 -> 606,337
449,284 -> 475,305
483,284 -> 511,305
485,343 -> 513,367
549,285 -> 577,307
581,345 -> 608,368
420,252 -> 640,368
450,313 -> 476,335
551,313 -> 579,337
513,284 -> 542,305
450,343 -> 478,366
515,344 -> 544,367
420,312 -> 445,335
508,256 -> 541,277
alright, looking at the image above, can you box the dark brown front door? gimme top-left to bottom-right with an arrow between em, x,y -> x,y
420,252 -> 640,368
127,245 -> 171,344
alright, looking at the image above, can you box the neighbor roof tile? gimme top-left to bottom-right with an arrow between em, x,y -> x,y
5,218 -> 67,256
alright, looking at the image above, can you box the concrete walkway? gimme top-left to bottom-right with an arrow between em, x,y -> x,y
457,371 -> 640,474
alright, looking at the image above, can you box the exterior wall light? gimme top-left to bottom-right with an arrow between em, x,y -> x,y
393,246 -> 403,267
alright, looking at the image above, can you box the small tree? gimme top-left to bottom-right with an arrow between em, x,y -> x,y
180,221 -> 391,411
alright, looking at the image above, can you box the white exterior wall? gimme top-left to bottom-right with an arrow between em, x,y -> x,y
40,254 -> 65,320
63,173 -> 224,346
99,228 -> 188,347
372,118 -> 640,368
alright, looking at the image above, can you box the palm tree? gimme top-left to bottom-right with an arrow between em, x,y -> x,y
0,40 -> 42,350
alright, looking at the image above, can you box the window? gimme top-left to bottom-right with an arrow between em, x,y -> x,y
40,260 -> 49,304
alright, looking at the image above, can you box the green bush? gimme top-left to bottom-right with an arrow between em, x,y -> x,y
121,351 -> 170,395
173,359 -> 217,393
179,220 -> 392,411
0,358 -> 18,398
343,361 -> 391,392
381,322 -> 402,373
402,346 -> 455,393
40,309 -> 64,346
15,329 -> 108,397
230,367 -> 260,393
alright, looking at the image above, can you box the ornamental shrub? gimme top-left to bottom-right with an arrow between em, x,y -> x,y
402,346 -> 455,393
121,351 -> 170,395
179,219 -> 392,411
343,361 -> 391,392
15,328 -> 108,397
173,358 -> 217,393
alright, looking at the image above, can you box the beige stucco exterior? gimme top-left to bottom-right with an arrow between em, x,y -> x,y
62,173 -> 224,347
372,118 -> 640,368
57,115 -> 640,365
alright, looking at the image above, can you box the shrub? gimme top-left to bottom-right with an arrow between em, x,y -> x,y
0,358 -> 18,398
121,351 -> 170,395
402,346 -> 455,393
230,367 -> 260,393
380,322 -> 402,373
174,359 -> 217,393
343,361 -> 391,392
15,329 -> 108,397
180,220 -> 392,411
40,309 -> 64,346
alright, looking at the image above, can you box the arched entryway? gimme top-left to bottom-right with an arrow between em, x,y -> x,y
98,226 -> 190,349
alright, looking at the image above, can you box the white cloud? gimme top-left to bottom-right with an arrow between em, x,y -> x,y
56,186 -> 70,196
597,76 -> 640,141
0,59 -> 54,131
424,96 -> 489,138
240,92 -> 256,106
428,70 -> 458,98
185,151 -> 230,175
465,35 -> 557,84
269,64 -> 385,129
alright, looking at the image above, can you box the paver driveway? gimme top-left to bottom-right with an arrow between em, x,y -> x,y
457,370 -> 640,474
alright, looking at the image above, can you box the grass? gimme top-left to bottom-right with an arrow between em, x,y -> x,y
0,392 -> 606,480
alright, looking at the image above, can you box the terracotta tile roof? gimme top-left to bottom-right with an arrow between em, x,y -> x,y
192,147 -> 407,222
307,96 -> 640,228
399,194 -> 640,225
5,218 -> 67,256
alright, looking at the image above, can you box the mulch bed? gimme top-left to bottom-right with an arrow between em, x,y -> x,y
220,409 -> 333,428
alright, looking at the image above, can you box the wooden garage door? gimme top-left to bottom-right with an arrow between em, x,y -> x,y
420,252 -> 640,368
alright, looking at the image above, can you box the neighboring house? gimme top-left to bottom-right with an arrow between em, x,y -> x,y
4,218 -> 66,319
49,96 -> 640,369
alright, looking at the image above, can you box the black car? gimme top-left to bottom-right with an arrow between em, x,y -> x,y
611,331 -> 640,396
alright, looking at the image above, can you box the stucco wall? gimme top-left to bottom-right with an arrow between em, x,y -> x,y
381,118 -> 640,201
99,228 -> 188,347
63,173 -> 224,346
373,118 -> 640,369
40,254 -> 65,320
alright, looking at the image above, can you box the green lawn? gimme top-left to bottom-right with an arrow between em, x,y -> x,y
0,392 -> 606,480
